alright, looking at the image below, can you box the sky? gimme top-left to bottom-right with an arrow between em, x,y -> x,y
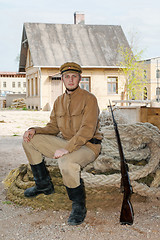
0,0 -> 160,72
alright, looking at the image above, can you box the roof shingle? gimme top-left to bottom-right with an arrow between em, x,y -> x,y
19,22 -> 130,71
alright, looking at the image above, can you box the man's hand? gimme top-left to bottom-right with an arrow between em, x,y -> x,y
23,129 -> 36,142
54,148 -> 69,159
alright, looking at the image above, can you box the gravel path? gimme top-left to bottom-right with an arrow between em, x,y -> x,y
0,110 -> 160,240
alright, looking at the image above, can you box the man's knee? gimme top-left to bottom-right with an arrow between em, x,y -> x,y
22,139 -> 30,150
58,158 -> 76,176
58,157 -> 80,176
22,134 -> 39,150
58,158 -> 69,175
23,134 -> 40,144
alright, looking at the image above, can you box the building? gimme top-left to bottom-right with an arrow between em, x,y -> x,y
19,12 -> 131,111
0,72 -> 26,97
143,57 -> 160,102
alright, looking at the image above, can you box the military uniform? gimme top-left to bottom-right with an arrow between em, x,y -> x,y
23,62 -> 103,225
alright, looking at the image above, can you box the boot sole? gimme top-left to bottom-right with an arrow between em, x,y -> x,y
68,220 -> 85,226
24,189 -> 55,198
67,210 -> 87,226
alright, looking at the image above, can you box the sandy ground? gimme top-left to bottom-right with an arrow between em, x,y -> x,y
0,110 -> 160,240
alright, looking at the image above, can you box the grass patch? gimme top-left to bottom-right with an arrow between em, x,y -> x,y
2,200 -> 12,205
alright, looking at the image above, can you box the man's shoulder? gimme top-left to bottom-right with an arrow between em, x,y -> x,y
55,92 -> 65,102
79,88 -> 97,100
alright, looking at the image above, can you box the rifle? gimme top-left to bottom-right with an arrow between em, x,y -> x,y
109,101 -> 134,225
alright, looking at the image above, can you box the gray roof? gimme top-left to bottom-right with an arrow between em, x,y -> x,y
19,22 -> 130,72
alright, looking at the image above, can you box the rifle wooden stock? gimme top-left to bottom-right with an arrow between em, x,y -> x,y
109,101 -> 134,225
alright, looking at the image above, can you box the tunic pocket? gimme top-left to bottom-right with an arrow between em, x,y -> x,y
56,112 -> 66,129
70,109 -> 84,132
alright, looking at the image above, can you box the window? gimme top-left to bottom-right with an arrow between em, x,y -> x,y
80,77 -> 90,92
156,69 -> 160,78
23,82 -> 26,88
18,82 -> 21,88
3,82 -> 6,87
52,77 -> 61,80
107,77 -> 118,94
12,82 -> 15,88
35,77 -> 38,96
143,87 -> 148,100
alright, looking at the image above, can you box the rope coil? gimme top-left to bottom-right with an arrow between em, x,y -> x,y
3,114 -> 160,199
81,120 -> 160,198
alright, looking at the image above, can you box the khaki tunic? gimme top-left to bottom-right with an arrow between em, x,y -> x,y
34,87 -> 103,157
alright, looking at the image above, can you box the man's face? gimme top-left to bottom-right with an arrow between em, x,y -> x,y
62,72 -> 81,92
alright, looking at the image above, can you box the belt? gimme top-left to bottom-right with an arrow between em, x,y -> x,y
89,138 -> 102,144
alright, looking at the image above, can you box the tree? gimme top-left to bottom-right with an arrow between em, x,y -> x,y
118,33 -> 148,101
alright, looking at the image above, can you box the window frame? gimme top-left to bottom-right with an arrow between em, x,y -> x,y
107,76 -> 118,94
80,77 -> 90,92
12,82 -> 15,88
3,81 -> 6,88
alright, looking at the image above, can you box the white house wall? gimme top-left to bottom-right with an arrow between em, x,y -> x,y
24,59 -> 160,111
0,74 -> 26,96
25,66 -> 125,111
150,58 -> 160,101
26,67 -> 40,110
143,57 -> 160,102
82,68 -> 123,111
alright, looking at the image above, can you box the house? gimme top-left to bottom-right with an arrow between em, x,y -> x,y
19,12 -> 131,111
0,72 -> 26,108
0,72 -> 26,96
111,57 -> 160,130
143,57 -> 160,102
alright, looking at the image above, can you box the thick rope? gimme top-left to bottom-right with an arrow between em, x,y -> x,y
46,121 -> 160,197
3,112 -> 160,200
81,121 -> 160,197
82,142 -> 160,186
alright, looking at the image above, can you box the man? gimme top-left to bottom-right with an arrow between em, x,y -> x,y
23,62 -> 103,225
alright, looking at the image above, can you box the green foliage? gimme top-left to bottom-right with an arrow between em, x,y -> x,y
13,133 -> 19,136
118,45 -> 148,100
2,200 -> 12,205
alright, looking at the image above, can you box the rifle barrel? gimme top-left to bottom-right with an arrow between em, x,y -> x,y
109,101 -> 134,225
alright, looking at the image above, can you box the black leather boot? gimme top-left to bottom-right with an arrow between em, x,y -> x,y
66,179 -> 87,225
24,161 -> 55,198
